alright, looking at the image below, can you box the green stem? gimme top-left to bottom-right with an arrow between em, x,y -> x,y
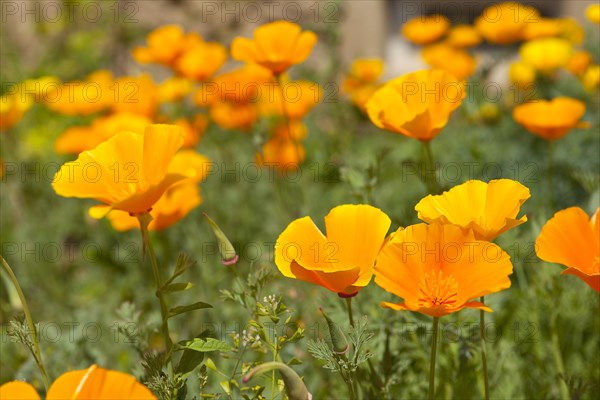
549,281 -> 570,399
547,141 -> 555,213
345,297 -> 355,327
480,296 -> 490,400
421,141 -> 439,195
429,317 -> 440,400
137,213 -> 173,374
1,256 -> 50,391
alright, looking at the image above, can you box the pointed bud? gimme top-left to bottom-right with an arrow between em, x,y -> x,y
203,213 -> 238,265
319,307 -> 349,355
242,361 -> 311,400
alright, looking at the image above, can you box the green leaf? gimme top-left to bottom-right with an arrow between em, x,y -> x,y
176,348 -> 205,377
183,338 -> 232,353
168,302 -> 212,318
287,357 -> 303,366
161,282 -> 194,293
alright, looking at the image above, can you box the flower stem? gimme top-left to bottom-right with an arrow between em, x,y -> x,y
429,317 -> 440,400
1,256 -> 50,391
480,296 -> 490,400
137,213 -> 173,373
345,297 -> 355,328
421,141 -> 439,194
547,141 -> 555,213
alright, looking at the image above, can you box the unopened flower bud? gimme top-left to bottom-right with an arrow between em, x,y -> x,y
319,307 -> 349,355
203,213 -> 238,265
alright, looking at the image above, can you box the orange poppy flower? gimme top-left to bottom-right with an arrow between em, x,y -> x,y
272,120 -> 308,141
475,2 -> 540,45
52,124 -> 189,219
258,80 -> 322,119
519,38 -> 573,74
421,44 -> 477,81
231,20 -> 317,75
0,365 -> 155,399
108,181 -> 202,231
111,74 -> 159,117
565,51 -> 593,77
176,41 -> 227,81
256,137 -> 305,171
54,112 -> 152,154
513,97 -> 587,140
132,25 -> 198,67
415,179 -> 530,241
1,92 -> 31,131
586,4 -> 600,24
210,102 -> 258,131
157,77 -> 194,103
44,70 -> 114,116
194,65 -> 273,107
375,223 -> 513,317
366,69 -> 465,141
445,25 -> 481,48
536,207 -> 599,292
401,15 -> 450,45
521,18 -> 563,40
274,204 -> 391,297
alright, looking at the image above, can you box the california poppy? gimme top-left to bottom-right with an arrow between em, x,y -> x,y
445,25 -> 481,48
256,137 -> 305,171
401,15 -> 450,46
536,207 -> 600,292
176,41 -> 227,81
274,204 -> 391,297
421,44 -> 476,81
366,69 -> 464,141
475,2 -> 540,45
415,179 -> 530,241
519,38 -> 573,74
374,223 -> 513,317
52,124 -> 189,219
231,20 -> 317,75
586,4 -> 600,24
521,18 -> 563,40
132,25 -> 199,68
513,97 -> 587,140
509,61 -> 536,89
0,365 -> 155,399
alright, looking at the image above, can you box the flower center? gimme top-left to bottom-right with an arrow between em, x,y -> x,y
417,270 -> 459,309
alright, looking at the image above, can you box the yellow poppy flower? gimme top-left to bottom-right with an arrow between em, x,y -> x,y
536,207 -> 599,292
176,41 -> 227,81
54,112 -> 152,154
566,51 -> 593,77
0,365 -> 155,399
583,65 -> 600,92
520,38 -> 573,74
366,69 -> 465,141
415,179 -> 530,241
344,59 -> 385,88
231,20 -> 317,74
421,44 -> 476,81
0,92 -> 31,131
509,61 -> 536,89
475,2 -> 540,45
559,18 -> 585,45
401,15 -> 450,45
586,4 -> 600,24
52,124 -> 188,219
375,223 -> 513,317
513,97 -> 587,140
445,24 -> 482,48
274,204 -> 391,297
